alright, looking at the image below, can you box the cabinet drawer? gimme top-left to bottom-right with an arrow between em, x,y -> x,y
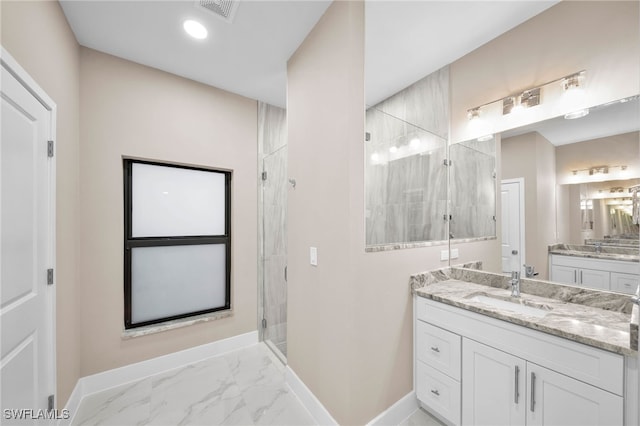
610,272 -> 639,295
416,321 -> 461,380
550,254 -> 639,275
416,361 -> 461,426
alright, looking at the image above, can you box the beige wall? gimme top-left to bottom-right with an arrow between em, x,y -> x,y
287,2 -> 471,424
451,1 -> 640,143
556,131 -> 640,184
78,48 -> 258,376
502,132 -> 556,279
1,0 -> 81,406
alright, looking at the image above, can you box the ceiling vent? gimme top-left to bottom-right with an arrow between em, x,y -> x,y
196,0 -> 239,23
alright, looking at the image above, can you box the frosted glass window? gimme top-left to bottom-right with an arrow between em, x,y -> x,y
131,244 -> 226,323
123,159 -> 231,329
131,162 -> 226,237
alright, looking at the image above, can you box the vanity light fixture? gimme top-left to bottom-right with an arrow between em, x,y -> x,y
467,108 -> 481,121
562,71 -> 585,91
183,19 -> 208,40
468,70 -> 587,122
562,71 -> 589,119
589,166 -> 609,175
502,88 -> 540,115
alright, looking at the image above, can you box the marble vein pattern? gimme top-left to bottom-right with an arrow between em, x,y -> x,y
410,266 -> 638,356
70,344 -> 314,426
548,243 -> 639,262
365,67 -> 449,248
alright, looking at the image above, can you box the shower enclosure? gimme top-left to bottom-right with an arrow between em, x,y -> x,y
258,103 -> 288,360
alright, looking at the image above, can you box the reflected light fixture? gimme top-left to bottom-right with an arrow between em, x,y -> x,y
184,19 -> 208,39
562,71 -> 589,119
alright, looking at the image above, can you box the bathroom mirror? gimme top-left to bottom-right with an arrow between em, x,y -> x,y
364,107 -> 448,249
492,96 -> 640,289
563,179 -> 640,246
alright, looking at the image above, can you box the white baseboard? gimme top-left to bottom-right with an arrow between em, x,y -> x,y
366,391 -> 418,426
285,366 -> 338,426
60,331 -> 258,425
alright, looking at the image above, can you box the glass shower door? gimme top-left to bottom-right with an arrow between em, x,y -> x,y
262,145 -> 288,359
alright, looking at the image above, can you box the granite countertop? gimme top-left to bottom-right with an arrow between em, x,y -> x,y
411,264 -> 638,356
548,243 -> 639,263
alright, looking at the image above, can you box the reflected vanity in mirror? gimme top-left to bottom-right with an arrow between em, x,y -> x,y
492,96 -> 640,294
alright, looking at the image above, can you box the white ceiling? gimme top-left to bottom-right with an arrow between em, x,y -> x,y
502,96 -> 640,146
60,0 -> 558,108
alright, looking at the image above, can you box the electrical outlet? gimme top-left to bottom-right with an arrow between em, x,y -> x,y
451,248 -> 459,259
310,247 -> 318,266
440,250 -> 449,261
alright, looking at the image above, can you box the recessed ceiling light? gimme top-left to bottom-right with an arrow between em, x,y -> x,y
183,20 -> 208,40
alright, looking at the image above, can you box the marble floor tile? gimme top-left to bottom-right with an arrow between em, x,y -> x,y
399,408 -> 445,426
70,343 -> 313,426
72,378 -> 152,426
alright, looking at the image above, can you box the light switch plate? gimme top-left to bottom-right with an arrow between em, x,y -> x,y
451,248 -> 459,259
310,247 -> 318,266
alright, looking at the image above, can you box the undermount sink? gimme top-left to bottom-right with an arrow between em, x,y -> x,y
467,293 -> 552,318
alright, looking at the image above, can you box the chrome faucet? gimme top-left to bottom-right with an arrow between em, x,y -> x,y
595,242 -> 602,254
510,271 -> 521,298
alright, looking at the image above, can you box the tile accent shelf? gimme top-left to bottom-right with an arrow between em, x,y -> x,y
411,263 -> 639,426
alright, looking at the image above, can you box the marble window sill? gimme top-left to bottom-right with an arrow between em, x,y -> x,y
122,310 -> 233,340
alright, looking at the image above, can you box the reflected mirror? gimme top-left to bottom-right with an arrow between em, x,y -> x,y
495,96 -> 640,293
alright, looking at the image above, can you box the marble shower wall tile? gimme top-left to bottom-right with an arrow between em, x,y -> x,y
258,103 -> 287,156
373,66 -> 449,140
258,102 -> 288,353
449,139 -> 496,239
365,67 -> 449,246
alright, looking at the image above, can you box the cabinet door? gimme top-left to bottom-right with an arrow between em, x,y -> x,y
462,339 -> 526,426
578,268 -> 610,290
550,265 -> 577,285
526,363 -> 623,426
610,272 -> 639,294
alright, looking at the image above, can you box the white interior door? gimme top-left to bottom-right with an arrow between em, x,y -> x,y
1,52 -> 56,413
501,179 -> 524,274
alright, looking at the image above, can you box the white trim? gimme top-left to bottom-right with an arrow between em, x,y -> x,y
366,391 -> 418,426
1,45 -> 58,410
60,331 -> 258,425
285,366 -> 338,426
1,47 -> 56,110
501,177 -> 526,274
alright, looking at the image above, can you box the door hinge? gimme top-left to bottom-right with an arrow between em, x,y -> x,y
443,159 -> 451,166
261,171 -> 267,181
47,268 -> 54,285
47,140 -> 54,158
261,318 -> 267,329
365,132 -> 371,142
47,394 -> 54,411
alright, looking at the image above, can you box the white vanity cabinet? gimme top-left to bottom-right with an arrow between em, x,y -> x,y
549,254 -> 639,294
462,338 -> 622,426
415,296 -> 628,426
415,321 -> 461,424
